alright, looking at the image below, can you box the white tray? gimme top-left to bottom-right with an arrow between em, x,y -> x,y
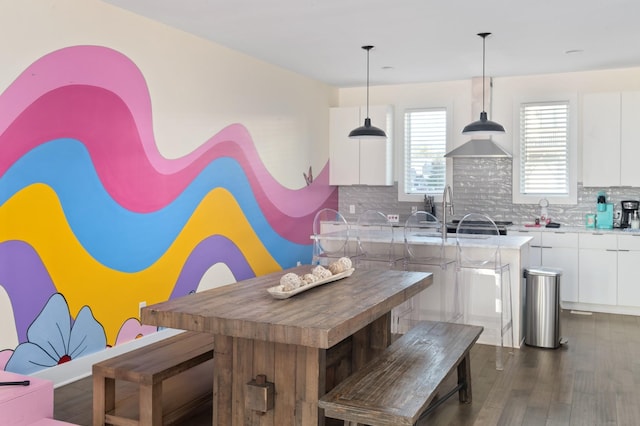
267,268 -> 355,299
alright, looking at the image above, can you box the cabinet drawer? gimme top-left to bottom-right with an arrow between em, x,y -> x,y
617,234 -> 640,251
579,233 -> 617,250
541,231 -> 578,248
511,230 -> 541,245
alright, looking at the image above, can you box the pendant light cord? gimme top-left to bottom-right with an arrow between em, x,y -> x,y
482,34 -> 486,113
477,33 -> 491,114
364,46 -> 372,119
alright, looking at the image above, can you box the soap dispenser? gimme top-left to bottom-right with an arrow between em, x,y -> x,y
632,211 -> 640,230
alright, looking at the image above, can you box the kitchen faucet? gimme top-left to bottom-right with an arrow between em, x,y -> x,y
442,185 -> 454,240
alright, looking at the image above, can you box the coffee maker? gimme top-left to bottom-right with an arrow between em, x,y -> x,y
620,200 -> 640,228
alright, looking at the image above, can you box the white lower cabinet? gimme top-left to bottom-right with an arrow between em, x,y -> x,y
512,229 -> 640,313
541,232 -> 579,304
578,233 -> 618,306
510,230 -> 578,305
617,234 -> 640,307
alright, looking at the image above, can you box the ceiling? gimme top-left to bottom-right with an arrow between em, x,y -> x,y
101,0 -> 640,87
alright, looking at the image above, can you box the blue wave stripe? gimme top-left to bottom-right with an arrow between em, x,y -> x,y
0,139 -> 311,271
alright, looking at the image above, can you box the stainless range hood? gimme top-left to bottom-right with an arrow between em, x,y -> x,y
445,76 -> 511,158
444,138 -> 511,158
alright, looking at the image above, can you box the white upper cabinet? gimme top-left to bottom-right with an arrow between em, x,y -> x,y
329,105 -> 393,186
582,91 -> 640,187
620,91 -> 640,185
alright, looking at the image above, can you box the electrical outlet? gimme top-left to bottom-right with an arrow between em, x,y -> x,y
411,206 -> 418,214
349,204 -> 356,214
387,214 -> 400,223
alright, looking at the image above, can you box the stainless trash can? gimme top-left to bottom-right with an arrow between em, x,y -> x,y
524,267 -> 563,348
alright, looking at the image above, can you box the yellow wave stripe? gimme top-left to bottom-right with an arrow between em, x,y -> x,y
0,184 -> 280,345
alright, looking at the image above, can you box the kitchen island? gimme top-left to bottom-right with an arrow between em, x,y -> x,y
141,267 -> 432,425
314,228 -> 533,348
404,232 -> 532,348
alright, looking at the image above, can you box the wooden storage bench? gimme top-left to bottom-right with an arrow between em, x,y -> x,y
92,331 -> 214,426
319,321 -> 483,426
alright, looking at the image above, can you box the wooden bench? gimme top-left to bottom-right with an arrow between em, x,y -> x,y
319,321 -> 483,426
92,331 -> 214,426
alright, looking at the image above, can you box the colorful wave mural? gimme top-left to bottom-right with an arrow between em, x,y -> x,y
0,45 -> 337,374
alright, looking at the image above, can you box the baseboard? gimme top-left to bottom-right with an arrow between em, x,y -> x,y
30,328 -> 184,388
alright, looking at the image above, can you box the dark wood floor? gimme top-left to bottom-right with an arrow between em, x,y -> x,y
54,310 -> 640,425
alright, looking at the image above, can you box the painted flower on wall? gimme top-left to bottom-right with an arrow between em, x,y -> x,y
114,318 -> 157,345
4,293 -> 106,375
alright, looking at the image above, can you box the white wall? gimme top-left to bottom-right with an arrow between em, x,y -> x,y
338,67 -> 640,185
0,0 -> 337,385
1,0 -> 337,188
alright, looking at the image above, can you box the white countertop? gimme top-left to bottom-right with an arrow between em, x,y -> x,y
510,224 -> 640,235
314,229 -> 532,250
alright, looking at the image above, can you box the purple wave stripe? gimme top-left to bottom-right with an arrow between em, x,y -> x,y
0,45 -> 336,218
0,241 -> 57,343
170,235 -> 255,299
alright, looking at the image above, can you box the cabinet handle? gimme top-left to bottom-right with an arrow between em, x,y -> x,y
606,249 -> 618,252
618,249 -> 630,252
540,246 -> 553,249
553,232 -> 566,234
530,245 -> 542,248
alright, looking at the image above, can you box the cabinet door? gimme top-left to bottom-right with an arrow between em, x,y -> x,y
359,105 -> 392,185
617,250 -> 640,307
582,92 -> 621,187
540,232 -> 579,304
616,234 -> 640,307
542,247 -> 579,303
329,107 -> 360,185
578,248 -> 617,305
329,106 -> 392,186
620,91 -> 640,185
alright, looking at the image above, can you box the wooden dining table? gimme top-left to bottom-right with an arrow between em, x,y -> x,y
141,266 -> 432,426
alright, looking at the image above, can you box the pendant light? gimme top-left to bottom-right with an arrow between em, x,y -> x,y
461,33 -> 506,135
349,45 -> 387,139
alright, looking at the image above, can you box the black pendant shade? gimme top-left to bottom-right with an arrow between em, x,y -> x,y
462,33 -> 506,136
349,118 -> 387,138
462,111 -> 506,134
349,46 -> 387,139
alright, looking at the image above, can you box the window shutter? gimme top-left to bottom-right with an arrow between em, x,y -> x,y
519,102 -> 570,195
404,108 -> 447,195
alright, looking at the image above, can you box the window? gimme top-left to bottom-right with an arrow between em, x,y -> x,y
513,96 -> 577,205
401,108 -> 447,199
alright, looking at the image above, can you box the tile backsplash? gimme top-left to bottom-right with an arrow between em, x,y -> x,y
339,158 -> 640,226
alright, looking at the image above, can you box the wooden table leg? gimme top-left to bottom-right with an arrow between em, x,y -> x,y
457,353 -> 472,403
296,346 -> 325,426
213,334 -> 233,426
352,312 -> 391,371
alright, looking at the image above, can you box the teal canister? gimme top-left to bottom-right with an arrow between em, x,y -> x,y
585,214 -> 596,228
